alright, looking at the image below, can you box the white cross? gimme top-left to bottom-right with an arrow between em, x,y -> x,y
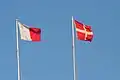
76,25 -> 93,40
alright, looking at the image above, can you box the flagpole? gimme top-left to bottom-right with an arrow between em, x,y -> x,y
72,16 -> 77,80
16,19 -> 21,80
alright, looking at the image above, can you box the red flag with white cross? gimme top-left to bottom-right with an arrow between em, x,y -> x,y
74,20 -> 93,42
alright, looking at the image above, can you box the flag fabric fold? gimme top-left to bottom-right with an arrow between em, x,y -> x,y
74,20 -> 93,42
18,22 -> 41,41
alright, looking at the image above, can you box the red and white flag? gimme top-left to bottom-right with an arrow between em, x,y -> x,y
18,22 -> 41,41
74,20 -> 93,42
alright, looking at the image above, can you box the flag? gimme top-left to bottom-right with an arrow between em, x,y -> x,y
74,20 -> 93,42
18,22 -> 41,41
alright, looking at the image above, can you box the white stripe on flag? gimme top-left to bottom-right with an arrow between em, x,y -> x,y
76,28 -> 93,35
18,22 -> 32,41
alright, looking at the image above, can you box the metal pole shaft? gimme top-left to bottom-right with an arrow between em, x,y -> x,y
72,16 -> 76,80
16,19 -> 21,80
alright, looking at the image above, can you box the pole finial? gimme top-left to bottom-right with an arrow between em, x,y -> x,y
16,19 -> 19,21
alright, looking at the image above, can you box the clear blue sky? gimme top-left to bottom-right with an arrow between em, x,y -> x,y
0,0 -> 120,80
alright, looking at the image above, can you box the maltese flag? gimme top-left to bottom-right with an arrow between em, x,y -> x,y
18,22 -> 41,41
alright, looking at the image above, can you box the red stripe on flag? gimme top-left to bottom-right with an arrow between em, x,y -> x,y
85,25 -> 92,32
29,28 -> 41,41
74,20 -> 84,30
86,35 -> 93,42
77,32 -> 85,40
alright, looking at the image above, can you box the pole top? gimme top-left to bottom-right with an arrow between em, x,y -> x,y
72,16 -> 74,21
16,19 -> 19,21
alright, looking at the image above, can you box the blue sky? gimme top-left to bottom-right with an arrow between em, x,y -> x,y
0,0 -> 120,80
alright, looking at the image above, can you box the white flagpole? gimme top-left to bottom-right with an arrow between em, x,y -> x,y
16,19 -> 21,80
72,16 -> 77,80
